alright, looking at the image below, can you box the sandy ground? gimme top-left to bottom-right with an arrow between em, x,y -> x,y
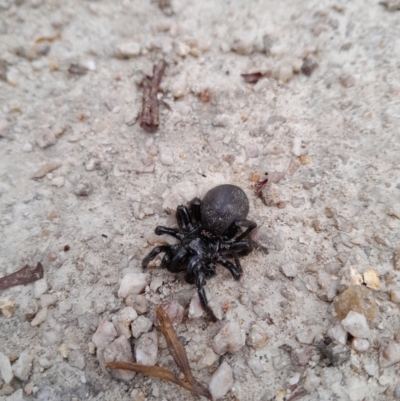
1,0 -> 400,400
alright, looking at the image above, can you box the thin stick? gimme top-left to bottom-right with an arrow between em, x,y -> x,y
140,60 -> 167,133
0,263 -> 44,291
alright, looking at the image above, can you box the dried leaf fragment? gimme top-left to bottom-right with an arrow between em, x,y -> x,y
140,60 -> 167,133
241,72 -> 264,84
68,64 -> 88,75
0,263 -> 44,291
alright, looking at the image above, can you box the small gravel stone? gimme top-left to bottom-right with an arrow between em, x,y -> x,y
92,320 -> 118,349
38,357 -> 52,369
32,161 -> 61,178
245,143 -> 259,159
379,342 -> 400,368
0,352 -> 13,384
301,58 -> 318,76
251,227 -> 286,252
12,352 -> 31,381
159,146 -> 174,166
135,331 -> 158,366
118,273 -> 148,298
324,261 -> 341,274
261,183 -> 281,206
328,324 -> 348,345
125,294 -> 148,314
296,329 -> 315,345
317,271 -> 339,302
335,216 -> 353,233
68,350 -> 85,370
36,129 -> 56,148
6,389 -> 24,401
292,137 -> 302,156
51,176 -> 65,188
394,382 -> 400,398
33,279 -> 48,298
0,297 -> 14,317
352,338 -> 369,352
340,73 -> 355,88
188,295 -> 204,319
100,336 -> 135,381
247,357 -> 264,377
303,373 -> 320,391
247,322 -> 269,349
212,321 -> 244,355
73,179 -> 92,196
278,64 -> 293,83
391,289 -> 400,304
394,248 -> 400,270
291,196 -> 305,208
39,294 -> 57,308
42,328 -> 62,346
321,367 -> 342,388
161,301 -> 184,324
112,307 -> 138,338
209,362 -> 234,400
31,307 -> 48,326
115,42 -> 141,58
280,261 -> 298,278
341,311 -> 370,338
363,269 -> 380,290
197,348 -> 218,368
131,316 -> 153,339
150,277 -> 163,292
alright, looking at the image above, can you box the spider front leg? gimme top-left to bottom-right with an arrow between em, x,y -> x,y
223,219 -> 257,241
155,226 -> 184,241
221,240 -> 253,256
190,198 -> 202,225
142,245 -> 176,269
176,205 -> 195,232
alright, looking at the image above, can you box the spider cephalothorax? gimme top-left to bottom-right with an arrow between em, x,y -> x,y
142,184 -> 257,322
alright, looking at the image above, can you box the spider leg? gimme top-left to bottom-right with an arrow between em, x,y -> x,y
220,240 -> 253,256
155,226 -> 184,241
190,198 -> 202,225
142,245 -> 174,269
176,205 -> 195,232
183,257 -> 217,321
233,219 -> 257,241
215,254 -> 242,280
167,246 -> 190,273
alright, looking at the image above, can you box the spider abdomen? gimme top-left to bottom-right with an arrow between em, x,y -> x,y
201,184 -> 250,236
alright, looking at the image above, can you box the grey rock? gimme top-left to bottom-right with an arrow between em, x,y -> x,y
261,183 -> 281,206
92,320 -> 118,349
247,356 -> 264,377
318,341 -> 351,367
112,306 -> 138,338
42,329 -> 62,346
118,273 -> 148,298
6,389 -> 25,401
0,351 -> 13,384
209,362 -> 234,400
247,323 -> 269,349
394,382 -> 400,399
212,321 -> 244,355
341,311 -> 370,338
321,367 -> 342,388
324,261 -> 341,274
280,261 -> 298,278
161,300 -> 184,324
135,331 -> 158,366
99,336 -> 135,382
379,342 -> 400,368
131,315 -> 153,339
251,227 -> 285,252
233,364 -> 247,382
38,357 -> 52,369
12,352 -> 31,381
36,129 -> 56,148
68,350 -> 85,370
125,294 -> 148,314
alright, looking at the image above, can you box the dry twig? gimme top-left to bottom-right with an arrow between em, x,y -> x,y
0,263 -> 44,291
107,306 -> 211,399
140,60 -> 167,133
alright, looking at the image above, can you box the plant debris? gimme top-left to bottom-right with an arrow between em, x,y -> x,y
140,59 -> 167,133
254,172 -> 269,195
107,306 -> 211,399
0,263 -> 44,291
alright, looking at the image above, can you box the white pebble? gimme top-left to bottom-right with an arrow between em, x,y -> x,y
115,42 -> 141,58
247,323 -> 269,349
40,294 -> 58,308
364,362 -> 378,376
379,342 -> 400,368
278,64 -> 293,83
22,142 -> 33,152
352,338 -> 369,352
188,295 -> 204,319
92,320 -> 118,349
280,261 -> 298,278
341,311 -> 370,339
33,279 -> 48,298
212,321 -> 244,355
51,176 -> 65,188
0,352 -> 13,384
292,137 -> 302,156
161,301 -> 184,324
31,307 -> 48,326
12,352 -> 31,381
135,331 -> 158,366
118,273 -> 148,298
197,348 -> 218,368
112,307 -> 138,339
159,146 -> 174,166
131,315 -> 153,339
150,277 -> 163,292
328,324 -> 348,345
209,362 -> 234,400
296,329 -> 315,345
247,356 -> 264,377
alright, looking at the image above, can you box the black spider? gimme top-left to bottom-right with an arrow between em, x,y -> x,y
142,184 -> 257,322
